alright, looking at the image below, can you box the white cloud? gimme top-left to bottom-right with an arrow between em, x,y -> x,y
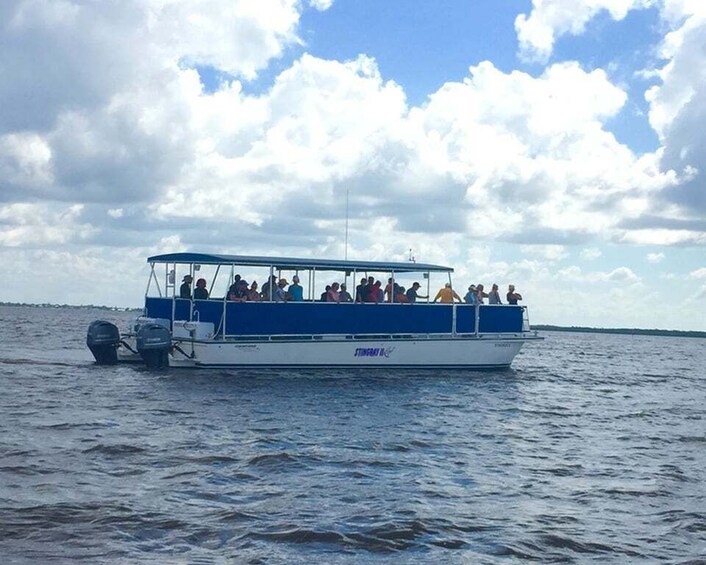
581,247 -> 602,260
647,252 -> 665,263
557,265 -> 641,284
690,267 -> 706,279
519,245 -> 567,261
515,0 -> 653,62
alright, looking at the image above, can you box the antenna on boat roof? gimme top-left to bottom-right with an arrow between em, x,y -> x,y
408,248 -> 415,263
344,187 -> 349,261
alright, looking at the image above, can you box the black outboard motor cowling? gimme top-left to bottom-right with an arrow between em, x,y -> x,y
87,320 -> 120,365
136,323 -> 171,369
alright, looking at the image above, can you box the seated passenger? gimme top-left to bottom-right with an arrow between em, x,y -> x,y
433,283 -> 462,304
327,282 -> 341,303
247,281 -> 261,301
288,275 -> 304,301
275,278 -> 289,302
339,283 -> 353,302
193,278 -> 209,300
320,285 -> 330,302
228,279 -> 249,302
395,287 -> 409,303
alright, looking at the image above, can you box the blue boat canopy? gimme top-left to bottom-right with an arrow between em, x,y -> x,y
147,252 -> 453,273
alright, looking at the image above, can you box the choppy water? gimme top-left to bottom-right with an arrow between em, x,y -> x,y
0,305 -> 704,563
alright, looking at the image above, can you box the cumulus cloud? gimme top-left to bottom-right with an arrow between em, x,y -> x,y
647,252 -> 665,263
515,0 -> 653,62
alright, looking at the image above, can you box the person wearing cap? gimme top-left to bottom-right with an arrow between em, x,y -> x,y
464,285 -> 477,305
339,283 -> 352,303
288,275 -> 303,302
406,282 -> 427,304
275,278 -> 289,302
179,275 -> 193,299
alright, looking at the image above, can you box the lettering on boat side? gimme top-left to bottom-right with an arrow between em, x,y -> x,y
494,343 -> 512,348
354,347 -> 395,358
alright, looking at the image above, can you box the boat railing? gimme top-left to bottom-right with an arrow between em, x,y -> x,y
144,297 -> 530,340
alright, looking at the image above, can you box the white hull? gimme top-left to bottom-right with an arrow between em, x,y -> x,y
161,335 -> 533,369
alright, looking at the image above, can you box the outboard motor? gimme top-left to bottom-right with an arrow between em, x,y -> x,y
136,323 -> 171,369
87,320 -> 120,365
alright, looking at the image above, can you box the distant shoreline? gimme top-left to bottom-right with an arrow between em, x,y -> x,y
533,325 -> 706,339
1,303 -> 702,338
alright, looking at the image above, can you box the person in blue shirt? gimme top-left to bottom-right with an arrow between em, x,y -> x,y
464,285 -> 477,305
288,275 -> 304,301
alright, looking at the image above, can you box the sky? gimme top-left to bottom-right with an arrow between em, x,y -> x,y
1,0 -> 705,331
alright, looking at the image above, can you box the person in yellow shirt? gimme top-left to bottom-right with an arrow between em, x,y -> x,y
432,283 -> 462,304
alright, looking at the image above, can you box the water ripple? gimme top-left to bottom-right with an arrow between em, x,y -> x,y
0,306 -> 704,562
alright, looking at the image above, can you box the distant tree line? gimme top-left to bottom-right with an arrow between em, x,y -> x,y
533,325 -> 706,339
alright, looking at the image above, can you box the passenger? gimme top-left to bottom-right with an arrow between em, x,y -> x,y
464,285 -> 477,305
179,275 -> 193,299
507,284 -> 523,305
320,285 -> 331,302
366,276 -> 375,300
339,283 -> 353,303
275,278 -> 289,302
327,282 -> 341,303
229,279 -> 249,302
476,283 -> 488,304
193,278 -> 209,300
488,283 -> 502,304
247,281 -> 261,301
288,275 -> 304,302
384,278 -> 401,302
395,286 -> 410,303
260,275 -> 278,301
368,280 -> 383,303
405,282 -> 427,303
432,283 -> 462,304
355,277 -> 368,303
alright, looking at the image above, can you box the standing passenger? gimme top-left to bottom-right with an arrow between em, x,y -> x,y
464,285 -> 477,305
432,283 -> 462,304
339,284 -> 353,302
355,277 -> 368,303
194,278 -> 209,300
327,282 -> 341,303
507,285 -> 523,305
406,282 -> 427,303
275,279 -> 289,302
180,275 -> 193,299
488,283 -> 502,304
